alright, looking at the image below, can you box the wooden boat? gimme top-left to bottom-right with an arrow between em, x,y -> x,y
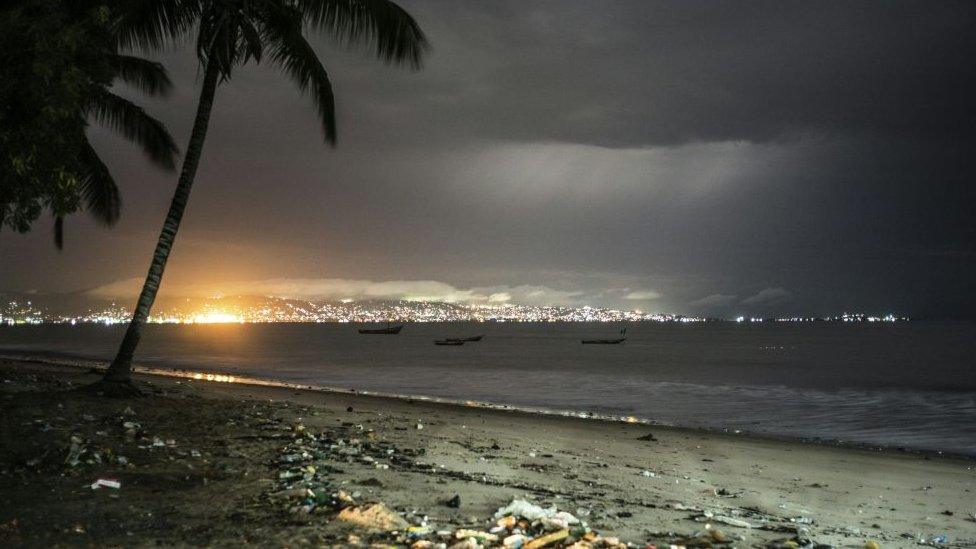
445,335 -> 484,342
581,337 -> 626,344
434,339 -> 464,346
358,323 -> 403,334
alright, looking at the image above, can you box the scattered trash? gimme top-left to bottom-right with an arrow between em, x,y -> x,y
455,528 -> 498,543
444,494 -> 461,508
494,498 -> 578,525
524,528 -> 569,548
90,478 -> 121,490
863,541 -> 881,549
636,432 -> 658,441
65,436 -> 85,467
336,503 -> 409,532
699,513 -> 753,529
640,469 -> 655,477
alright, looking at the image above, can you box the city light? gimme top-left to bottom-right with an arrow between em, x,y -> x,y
0,296 -> 908,325
189,311 -> 244,324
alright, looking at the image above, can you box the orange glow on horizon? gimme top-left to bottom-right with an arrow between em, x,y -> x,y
188,311 -> 244,324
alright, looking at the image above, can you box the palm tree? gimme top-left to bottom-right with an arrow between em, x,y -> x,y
55,52 -> 179,248
99,0 -> 428,393
0,0 -> 178,247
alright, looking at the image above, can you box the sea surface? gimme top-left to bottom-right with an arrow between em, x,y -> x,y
2,321 -> 975,455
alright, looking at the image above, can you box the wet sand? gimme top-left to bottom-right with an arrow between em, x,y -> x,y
1,359 -> 974,547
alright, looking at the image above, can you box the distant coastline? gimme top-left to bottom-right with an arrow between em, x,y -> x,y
1,292 -> 909,325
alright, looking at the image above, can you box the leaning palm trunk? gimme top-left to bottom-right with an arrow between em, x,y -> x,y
101,62 -> 220,391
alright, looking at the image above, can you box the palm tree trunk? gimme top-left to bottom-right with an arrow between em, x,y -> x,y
101,61 -> 221,389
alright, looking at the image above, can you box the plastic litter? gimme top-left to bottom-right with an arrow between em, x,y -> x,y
455,529 -> 498,543
524,528 -> 569,548
708,514 -> 754,528
90,478 -> 121,490
494,498 -> 578,524
336,503 -> 409,531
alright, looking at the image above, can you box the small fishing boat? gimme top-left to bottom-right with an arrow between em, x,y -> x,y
434,339 -> 464,346
445,335 -> 484,342
358,323 -> 403,335
581,328 -> 626,345
581,337 -> 626,345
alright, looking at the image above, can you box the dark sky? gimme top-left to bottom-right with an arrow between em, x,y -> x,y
2,0 -> 975,317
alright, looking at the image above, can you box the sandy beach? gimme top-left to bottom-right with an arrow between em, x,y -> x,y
1,358 -> 974,548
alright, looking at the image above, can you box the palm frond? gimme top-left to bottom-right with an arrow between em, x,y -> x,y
89,90 -> 180,170
112,55 -> 173,96
239,20 -> 265,64
299,0 -> 429,68
80,139 -> 121,226
262,4 -> 337,144
113,0 -> 200,51
196,7 -> 238,78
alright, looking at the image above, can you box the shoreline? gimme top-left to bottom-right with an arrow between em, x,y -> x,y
2,357 -> 975,547
3,351 -> 974,462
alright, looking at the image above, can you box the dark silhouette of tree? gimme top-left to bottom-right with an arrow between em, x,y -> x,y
0,0 -> 178,248
100,0 -> 428,393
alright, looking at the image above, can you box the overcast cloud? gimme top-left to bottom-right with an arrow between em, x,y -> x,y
1,0 -> 974,317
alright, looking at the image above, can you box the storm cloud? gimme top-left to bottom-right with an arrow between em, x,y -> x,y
2,0 -> 974,317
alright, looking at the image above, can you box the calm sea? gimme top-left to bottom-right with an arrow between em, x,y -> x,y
2,321 -> 975,455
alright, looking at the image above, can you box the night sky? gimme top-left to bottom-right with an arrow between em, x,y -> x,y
2,0 -> 974,318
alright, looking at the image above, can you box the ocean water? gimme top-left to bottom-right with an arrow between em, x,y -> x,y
2,321 -> 975,455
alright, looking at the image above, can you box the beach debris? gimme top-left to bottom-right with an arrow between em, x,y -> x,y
863,541 -> 880,549
65,435 -> 85,466
336,503 -> 409,531
697,512 -> 754,529
524,528 -> 569,548
122,420 -> 141,438
494,498 -> 580,526
444,494 -> 462,508
640,469 -> 655,477
456,529 -> 499,543
89,478 -> 121,490
636,432 -> 658,441
763,537 -> 833,549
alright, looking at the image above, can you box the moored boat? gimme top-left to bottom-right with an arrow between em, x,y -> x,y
581,337 -> 626,344
445,335 -> 483,342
